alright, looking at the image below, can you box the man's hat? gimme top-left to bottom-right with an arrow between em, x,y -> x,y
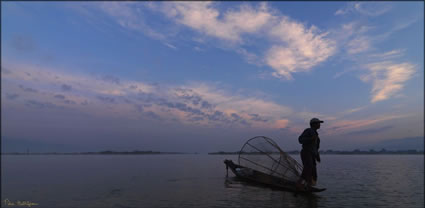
310,118 -> 324,124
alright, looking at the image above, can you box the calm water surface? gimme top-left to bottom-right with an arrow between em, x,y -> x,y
2,155 -> 424,208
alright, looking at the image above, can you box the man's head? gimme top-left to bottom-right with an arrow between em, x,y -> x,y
310,118 -> 324,130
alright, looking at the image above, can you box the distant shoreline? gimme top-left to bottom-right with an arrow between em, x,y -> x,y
208,149 -> 424,155
2,149 -> 423,155
1,150 -> 198,155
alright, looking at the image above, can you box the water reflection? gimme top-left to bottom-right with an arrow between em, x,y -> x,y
224,176 -> 321,208
292,194 -> 319,208
2,155 -> 423,208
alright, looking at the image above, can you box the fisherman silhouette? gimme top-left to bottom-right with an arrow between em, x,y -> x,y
296,118 -> 323,191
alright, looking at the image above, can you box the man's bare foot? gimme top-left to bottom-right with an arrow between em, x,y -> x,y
311,179 -> 317,186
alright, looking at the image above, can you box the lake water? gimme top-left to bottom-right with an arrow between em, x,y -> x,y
2,154 -> 424,208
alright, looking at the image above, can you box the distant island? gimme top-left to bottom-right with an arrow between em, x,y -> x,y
208,149 -> 424,155
2,150 -> 197,155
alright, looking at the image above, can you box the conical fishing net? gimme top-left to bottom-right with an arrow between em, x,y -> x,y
238,136 -> 303,182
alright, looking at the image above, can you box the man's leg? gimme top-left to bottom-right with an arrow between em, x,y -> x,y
300,150 -> 314,188
311,158 -> 317,186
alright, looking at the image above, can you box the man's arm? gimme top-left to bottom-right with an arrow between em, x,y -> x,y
316,138 -> 321,162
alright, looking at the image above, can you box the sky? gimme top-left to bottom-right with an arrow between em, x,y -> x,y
1,2 -> 424,153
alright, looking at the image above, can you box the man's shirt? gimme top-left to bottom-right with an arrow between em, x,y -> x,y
298,128 -> 320,157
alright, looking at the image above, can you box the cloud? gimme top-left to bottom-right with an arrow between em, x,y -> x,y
193,46 -> 204,52
143,111 -> 161,120
3,61 -> 417,146
249,114 -> 268,122
328,19 -> 416,102
164,42 -> 177,50
375,17 -> 421,41
185,83 -> 292,119
6,93 -> 19,100
207,111 -> 226,122
339,106 -> 368,116
64,100 -> 76,105
173,88 -> 203,105
143,92 -> 253,127
61,84 -> 72,91
265,28 -> 335,80
133,103 -> 144,113
268,17 -> 335,58
25,100 -> 59,109
67,2 -> 171,42
353,2 -> 392,16
161,2 -> 335,80
345,125 -> 393,136
335,2 -> 392,16
19,85 -> 38,93
54,94 -> 66,99
273,119 -> 289,129
162,2 -> 273,43
361,62 -> 415,103
391,16 -> 420,31
369,49 -> 405,60
346,36 -> 371,54
334,8 -> 348,16
330,21 -> 369,43
327,21 -> 377,60
70,2 -> 335,80
201,101 -> 213,109
97,96 -> 115,103
101,74 -> 121,85
178,83 -> 295,129
235,48 -> 263,66
97,2 -> 167,40
2,63 -> 294,130
324,115 -> 405,136
295,111 -> 336,124
159,101 -> 204,116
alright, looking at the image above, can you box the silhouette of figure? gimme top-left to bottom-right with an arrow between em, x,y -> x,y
296,118 -> 323,190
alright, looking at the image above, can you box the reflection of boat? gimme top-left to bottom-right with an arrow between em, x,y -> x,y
224,136 -> 326,193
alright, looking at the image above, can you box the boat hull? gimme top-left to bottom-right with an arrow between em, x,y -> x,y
224,159 -> 325,193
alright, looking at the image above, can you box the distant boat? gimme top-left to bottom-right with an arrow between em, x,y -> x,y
224,136 -> 326,193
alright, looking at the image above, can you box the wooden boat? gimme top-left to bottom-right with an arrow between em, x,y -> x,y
224,136 -> 326,193
224,159 -> 325,193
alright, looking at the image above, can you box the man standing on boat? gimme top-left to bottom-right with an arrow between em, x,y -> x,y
296,118 -> 323,190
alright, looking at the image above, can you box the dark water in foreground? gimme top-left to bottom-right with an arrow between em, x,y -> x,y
2,155 -> 424,208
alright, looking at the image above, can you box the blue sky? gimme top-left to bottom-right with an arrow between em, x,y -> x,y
2,2 -> 424,152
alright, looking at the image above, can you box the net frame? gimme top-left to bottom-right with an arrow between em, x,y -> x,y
238,136 -> 303,182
